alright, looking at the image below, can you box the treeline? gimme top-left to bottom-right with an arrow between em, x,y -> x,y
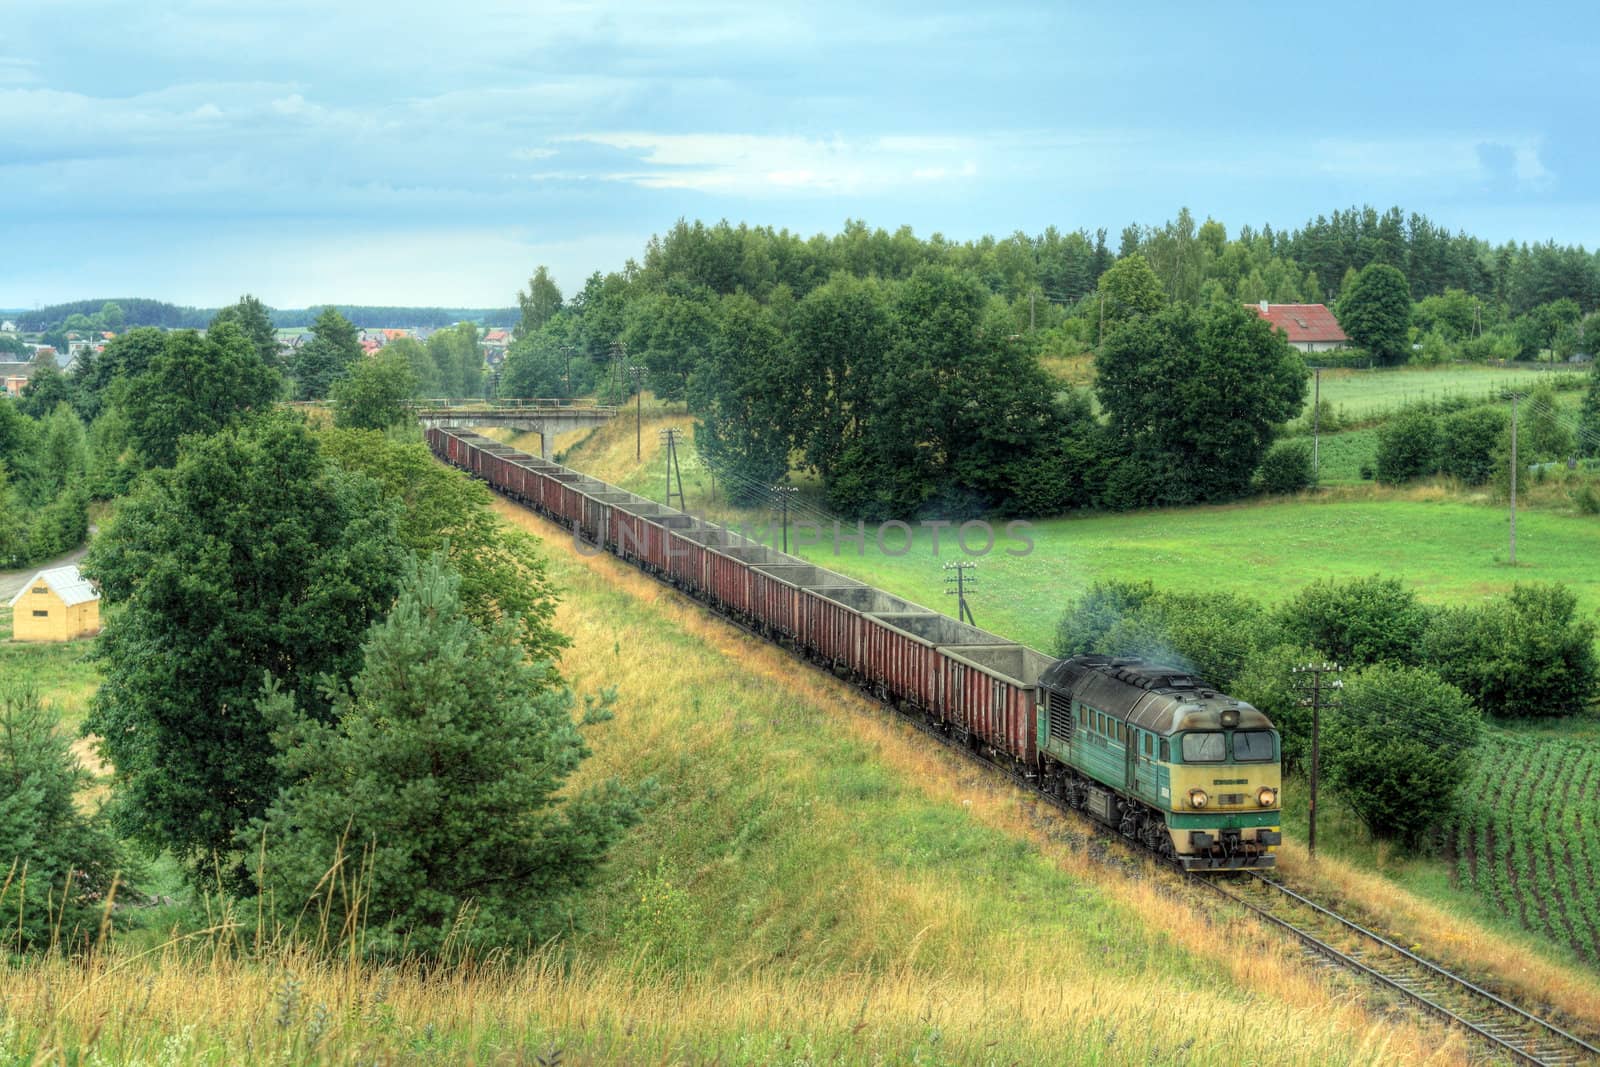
15,299 -> 517,333
1057,574 -> 1599,846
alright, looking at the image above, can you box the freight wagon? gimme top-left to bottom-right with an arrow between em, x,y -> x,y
428,428 -> 1280,869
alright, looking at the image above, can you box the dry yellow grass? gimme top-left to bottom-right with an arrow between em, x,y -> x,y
489,497 -> 1473,1062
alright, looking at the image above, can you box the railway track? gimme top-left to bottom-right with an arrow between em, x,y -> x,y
457,455 -> 1600,1066
1196,872 -> 1600,1066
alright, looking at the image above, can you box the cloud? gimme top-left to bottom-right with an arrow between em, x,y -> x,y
560,131 -> 984,196
0,57 -> 38,85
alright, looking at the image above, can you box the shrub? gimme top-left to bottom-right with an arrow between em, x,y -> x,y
25,486 -> 88,562
1323,664 -> 1481,845
0,686 -> 125,953
1436,406 -> 1507,485
1056,581 -> 1271,691
1276,575 -> 1430,668
1374,408 -> 1438,484
1256,438 -> 1314,495
1421,583 -> 1599,718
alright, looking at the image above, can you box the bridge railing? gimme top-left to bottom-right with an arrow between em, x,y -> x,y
411,397 -> 611,410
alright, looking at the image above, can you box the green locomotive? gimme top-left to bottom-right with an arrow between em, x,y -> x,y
1036,655 -> 1282,870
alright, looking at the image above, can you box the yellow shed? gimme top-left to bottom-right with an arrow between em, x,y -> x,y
7,565 -> 101,642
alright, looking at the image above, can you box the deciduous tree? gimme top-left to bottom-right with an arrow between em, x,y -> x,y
331,349 -> 418,430
123,323 -> 281,468
293,308 -> 363,400
1336,263 -> 1412,364
84,413 -> 404,884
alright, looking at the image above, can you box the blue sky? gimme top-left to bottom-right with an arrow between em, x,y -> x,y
1,1 -> 1594,308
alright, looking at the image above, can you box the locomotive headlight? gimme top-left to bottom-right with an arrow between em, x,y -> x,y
1257,786 -> 1278,807
1188,788 -> 1209,809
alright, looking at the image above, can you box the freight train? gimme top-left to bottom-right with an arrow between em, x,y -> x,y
429,428 -> 1282,870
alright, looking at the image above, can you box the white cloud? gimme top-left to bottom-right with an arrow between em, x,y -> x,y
562,131 -> 985,196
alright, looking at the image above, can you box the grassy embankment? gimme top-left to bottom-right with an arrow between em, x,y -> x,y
4,490 -> 1479,1064
536,395 -> 1600,981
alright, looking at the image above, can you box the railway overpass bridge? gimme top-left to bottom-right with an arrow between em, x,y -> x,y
414,400 -> 618,458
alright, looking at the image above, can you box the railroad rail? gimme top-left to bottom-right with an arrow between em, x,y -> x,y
435,431 -> 1600,1064
1195,872 -> 1600,1066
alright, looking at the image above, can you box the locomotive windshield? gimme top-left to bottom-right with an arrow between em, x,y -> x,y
1233,730 -> 1275,761
1181,732 -> 1226,762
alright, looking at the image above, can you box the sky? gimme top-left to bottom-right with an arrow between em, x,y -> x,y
1,0 -> 1596,309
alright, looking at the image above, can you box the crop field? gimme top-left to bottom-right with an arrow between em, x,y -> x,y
1448,732 -> 1600,965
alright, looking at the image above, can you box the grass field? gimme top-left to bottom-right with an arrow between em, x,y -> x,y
1296,363 -> 1586,422
0,495 -> 1482,1065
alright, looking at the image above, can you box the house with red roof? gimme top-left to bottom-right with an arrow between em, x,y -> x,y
1248,301 -> 1349,353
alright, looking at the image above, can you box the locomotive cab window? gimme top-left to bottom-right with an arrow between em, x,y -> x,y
1233,730 -> 1276,762
1181,732 -> 1226,763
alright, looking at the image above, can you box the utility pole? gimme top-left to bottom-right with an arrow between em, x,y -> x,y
771,484 -> 798,553
1291,662 -> 1342,859
944,560 -> 978,626
629,363 -> 644,460
660,428 -> 686,510
1510,394 -> 1518,565
1312,367 -> 1322,478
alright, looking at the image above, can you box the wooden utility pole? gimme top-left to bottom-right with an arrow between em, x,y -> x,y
1312,367 -> 1322,478
660,428 -> 686,510
1510,395 -> 1518,565
771,484 -> 798,553
1292,663 -> 1341,859
944,560 -> 978,626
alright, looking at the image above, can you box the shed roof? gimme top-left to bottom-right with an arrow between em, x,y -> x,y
7,564 -> 99,608
1249,302 -> 1349,344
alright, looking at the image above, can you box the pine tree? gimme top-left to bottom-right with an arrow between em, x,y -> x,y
252,555 -> 642,958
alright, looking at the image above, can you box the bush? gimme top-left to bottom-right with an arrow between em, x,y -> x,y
1256,438 -> 1315,495
1276,575 -> 1430,668
1374,408 -> 1438,484
0,686 -> 125,953
25,486 -> 89,562
1056,580 -> 1271,691
1421,583 -> 1599,718
1436,406 -> 1507,485
1323,664 -> 1481,845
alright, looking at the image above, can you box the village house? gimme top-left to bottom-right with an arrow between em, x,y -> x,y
1249,301 -> 1350,353
0,359 -> 37,397
8,564 -> 101,642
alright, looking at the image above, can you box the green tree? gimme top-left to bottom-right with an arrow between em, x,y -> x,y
1422,583 -> 1599,718
83,413 -> 404,883
251,555 -> 641,958
515,266 -> 563,340
123,324 -> 282,468
1577,362 -> 1600,457
384,336 -> 440,397
35,403 -> 88,499
17,361 -> 74,420
425,323 -> 482,399
689,294 -> 792,503
98,302 -> 124,332
73,327 -> 166,420
1094,253 -> 1166,337
331,349 -> 418,431
25,485 -> 88,561
85,404 -> 135,501
0,463 -> 23,568
1524,384 -> 1574,461
1323,664 -> 1480,845
1231,642 -> 1323,774
1436,406 -> 1507,485
623,286 -> 718,402
1096,302 -> 1306,505
788,273 -> 891,480
320,429 -> 566,664
1277,575 -> 1430,668
0,686 -> 125,953
1336,263 -> 1412,364
209,295 -> 282,370
293,308 -> 363,400
1374,408 -> 1438,484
